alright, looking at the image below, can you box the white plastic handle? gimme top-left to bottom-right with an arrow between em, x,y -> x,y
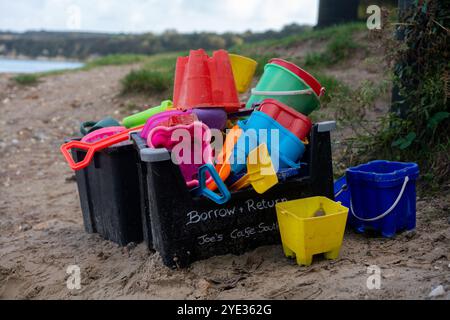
251,88 -> 314,96
350,176 -> 410,222
334,184 -> 347,198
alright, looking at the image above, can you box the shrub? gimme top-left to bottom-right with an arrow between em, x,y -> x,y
86,54 -> 148,68
13,74 -> 39,85
121,69 -> 172,95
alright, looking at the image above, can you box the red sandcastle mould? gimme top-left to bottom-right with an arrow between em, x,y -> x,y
173,49 -> 241,112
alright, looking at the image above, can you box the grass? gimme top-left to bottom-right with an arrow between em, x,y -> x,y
251,55 -> 272,77
120,52 -> 183,95
120,22 -> 370,97
13,74 -> 39,85
84,54 -> 149,69
121,69 -> 172,95
229,22 -> 367,80
232,22 -> 366,54
304,31 -> 362,68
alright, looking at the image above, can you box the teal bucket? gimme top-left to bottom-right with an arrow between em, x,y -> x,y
246,64 -> 320,115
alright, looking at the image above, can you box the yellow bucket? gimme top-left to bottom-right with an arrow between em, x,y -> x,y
275,196 -> 348,266
229,54 -> 257,93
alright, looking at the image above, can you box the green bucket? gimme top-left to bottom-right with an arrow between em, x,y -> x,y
246,64 -> 320,115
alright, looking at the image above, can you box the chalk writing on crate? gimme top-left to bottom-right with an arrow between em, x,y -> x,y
185,197 -> 288,226
197,221 -> 279,246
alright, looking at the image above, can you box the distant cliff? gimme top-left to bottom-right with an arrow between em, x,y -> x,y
0,24 -> 309,59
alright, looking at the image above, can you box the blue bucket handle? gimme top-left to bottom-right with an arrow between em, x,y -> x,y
334,183 -> 348,198
191,164 -> 231,205
350,176 -> 410,222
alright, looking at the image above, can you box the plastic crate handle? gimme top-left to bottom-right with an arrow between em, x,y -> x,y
350,176 -> 410,222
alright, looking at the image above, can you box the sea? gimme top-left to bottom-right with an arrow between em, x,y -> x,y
0,58 -> 84,73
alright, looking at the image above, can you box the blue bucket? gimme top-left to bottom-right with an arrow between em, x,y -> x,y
230,111 -> 305,174
346,160 -> 419,237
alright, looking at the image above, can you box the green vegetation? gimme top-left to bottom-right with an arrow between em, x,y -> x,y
118,23 -> 367,96
84,54 -> 149,68
120,53 -> 180,95
232,23 -> 365,53
304,33 -> 360,68
231,22 -> 366,77
250,55 -> 272,77
13,74 -> 39,85
340,0 -> 449,189
121,69 -> 172,95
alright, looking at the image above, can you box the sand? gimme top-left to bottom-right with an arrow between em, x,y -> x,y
0,64 -> 449,300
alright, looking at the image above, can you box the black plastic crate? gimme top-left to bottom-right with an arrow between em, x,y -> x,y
71,140 -> 145,246
132,136 -> 155,249
132,121 -> 336,268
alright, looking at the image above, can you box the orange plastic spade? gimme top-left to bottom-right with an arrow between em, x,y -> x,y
206,125 -> 242,191
60,125 -> 144,171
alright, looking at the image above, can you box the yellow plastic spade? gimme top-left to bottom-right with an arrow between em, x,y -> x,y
230,144 -> 278,194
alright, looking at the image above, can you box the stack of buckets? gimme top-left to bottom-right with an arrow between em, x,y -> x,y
238,56 -> 419,265
246,58 -> 324,114
228,55 -> 354,266
230,58 -> 324,175
170,50 -> 350,266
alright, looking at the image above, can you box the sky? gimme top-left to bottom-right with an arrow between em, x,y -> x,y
0,0 -> 319,34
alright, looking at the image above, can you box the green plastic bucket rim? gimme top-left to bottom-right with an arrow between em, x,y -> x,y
263,63 -> 320,100
250,88 -> 315,96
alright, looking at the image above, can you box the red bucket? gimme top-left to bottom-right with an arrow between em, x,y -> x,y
173,49 -> 240,112
269,58 -> 325,97
258,98 -> 312,141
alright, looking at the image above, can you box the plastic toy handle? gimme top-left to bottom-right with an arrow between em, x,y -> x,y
350,176 -> 410,222
198,164 -> 231,205
334,184 -> 348,198
230,175 -> 250,191
80,121 -> 97,136
60,140 -> 96,171
60,125 -> 144,170
207,125 -> 242,191
251,88 -> 314,96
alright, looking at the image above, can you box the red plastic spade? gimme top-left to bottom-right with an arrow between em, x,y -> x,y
60,125 -> 144,171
